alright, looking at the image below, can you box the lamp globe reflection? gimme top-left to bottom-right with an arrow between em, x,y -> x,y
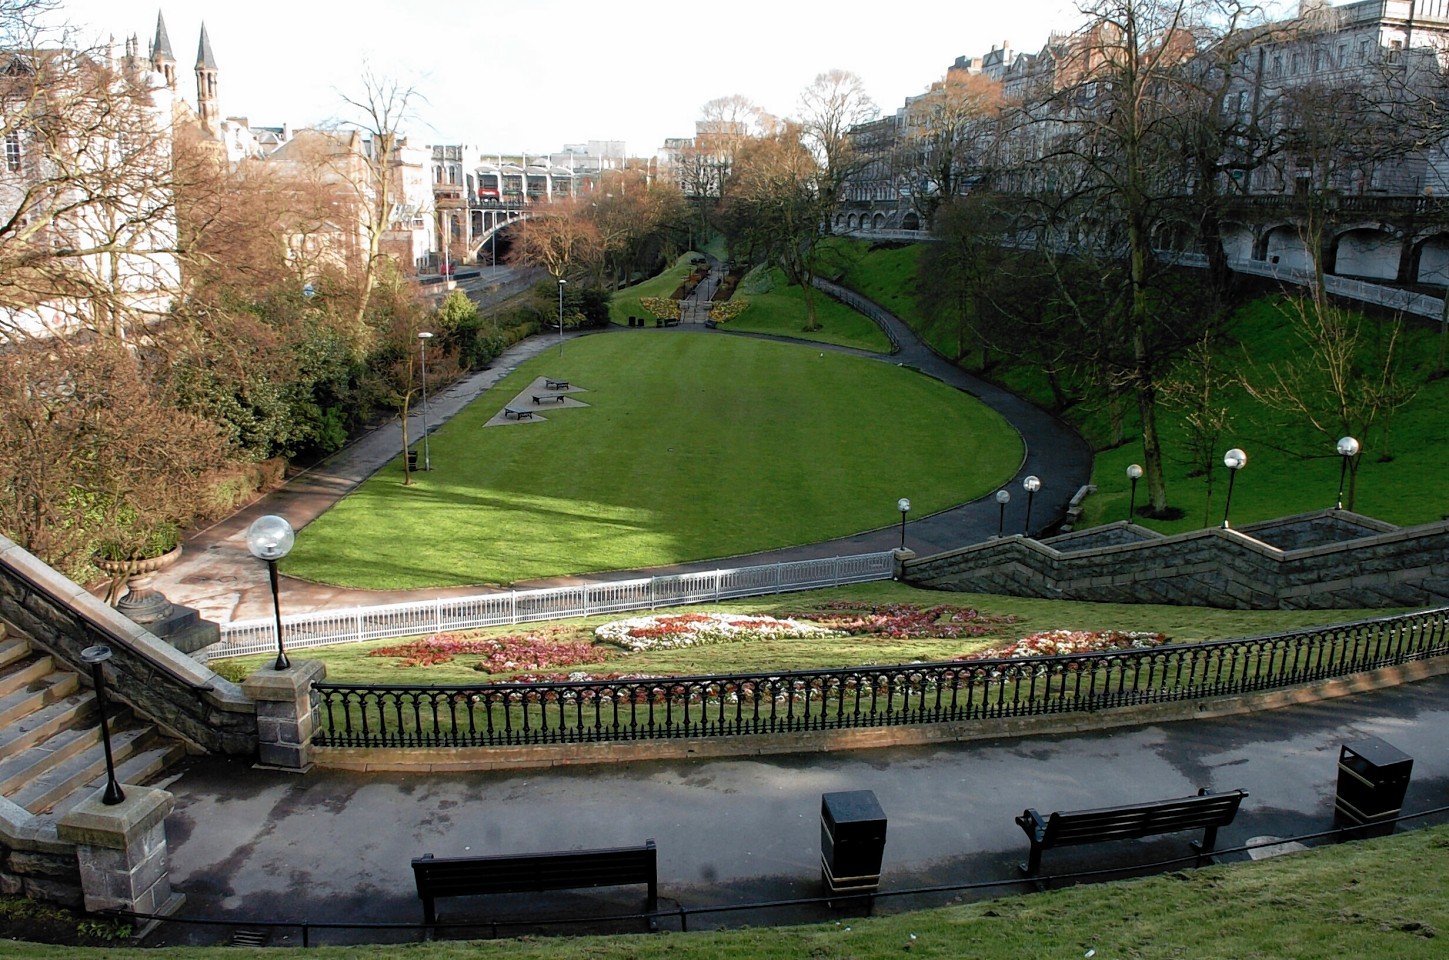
246,515 -> 295,669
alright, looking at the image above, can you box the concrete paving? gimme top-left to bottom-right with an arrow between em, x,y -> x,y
148,673 -> 1449,947
138,284 -> 1092,625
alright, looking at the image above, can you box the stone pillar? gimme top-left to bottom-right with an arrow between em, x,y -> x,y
242,660 -> 326,772
892,547 -> 916,581
57,786 -> 184,932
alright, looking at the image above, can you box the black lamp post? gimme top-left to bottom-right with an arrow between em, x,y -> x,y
557,278 -> 567,353
246,515 -> 295,670
995,488 -> 1010,537
80,645 -> 124,805
1335,435 -> 1359,510
1126,463 -> 1143,522
896,498 -> 911,550
1021,475 -> 1041,536
417,331 -> 434,471
1221,448 -> 1247,529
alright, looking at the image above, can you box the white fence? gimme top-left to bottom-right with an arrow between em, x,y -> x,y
199,552 -> 897,662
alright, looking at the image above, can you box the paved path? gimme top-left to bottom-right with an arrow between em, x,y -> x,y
148,674 -> 1449,946
140,284 -> 1091,624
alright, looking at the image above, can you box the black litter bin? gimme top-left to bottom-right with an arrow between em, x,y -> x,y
406,450 -> 418,471
1335,737 -> 1413,837
820,790 -> 887,894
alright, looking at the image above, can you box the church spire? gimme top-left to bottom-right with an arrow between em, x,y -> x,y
195,23 -> 219,134
150,11 -> 176,90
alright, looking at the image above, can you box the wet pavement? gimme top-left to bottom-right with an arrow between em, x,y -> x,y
147,673 -> 1449,947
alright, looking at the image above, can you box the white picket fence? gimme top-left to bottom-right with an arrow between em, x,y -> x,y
199,552 -> 897,662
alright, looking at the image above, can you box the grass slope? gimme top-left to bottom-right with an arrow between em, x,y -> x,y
284,336 -> 1021,588
721,267 -> 893,351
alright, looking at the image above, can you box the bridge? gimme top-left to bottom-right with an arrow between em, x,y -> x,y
465,202 -> 531,263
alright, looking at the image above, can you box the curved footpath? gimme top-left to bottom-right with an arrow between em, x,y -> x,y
150,673 -> 1449,946
142,281 -> 1091,624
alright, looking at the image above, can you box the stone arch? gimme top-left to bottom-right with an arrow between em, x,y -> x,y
847,213 -> 859,231
872,212 -> 887,230
1331,225 -> 1400,281
1413,232 -> 1449,285
1220,221 -> 1255,262
1263,225 -> 1311,271
900,211 -> 920,231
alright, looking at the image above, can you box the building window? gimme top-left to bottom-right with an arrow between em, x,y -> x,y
1272,55 -> 1282,76
1359,40 -> 1369,63
5,132 -> 20,172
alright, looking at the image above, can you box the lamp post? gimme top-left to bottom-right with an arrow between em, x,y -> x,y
1126,463 -> 1143,522
417,331 -> 434,472
896,497 -> 911,550
1335,435 -> 1360,510
1221,448 -> 1247,529
557,277 -> 566,354
995,488 -> 1011,537
80,645 -> 124,805
246,515 -> 295,670
1022,475 -> 1041,536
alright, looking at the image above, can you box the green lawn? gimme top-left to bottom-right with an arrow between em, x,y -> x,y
283,336 -> 1022,588
719,267 -> 893,352
608,252 -> 702,326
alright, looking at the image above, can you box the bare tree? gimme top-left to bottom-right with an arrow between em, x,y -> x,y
797,69 -> 878,212
899,71 -> 1005,226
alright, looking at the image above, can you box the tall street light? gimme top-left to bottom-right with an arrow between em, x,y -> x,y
1022,475 -> 1041,536
995,489 -> 1011,538
557,277 -> 567,354
1221,448 -> 1247,529
896,498 -> 911,550
1335,435 -> 1360,510
417,331 -> 434,471
1126,464 -> 1144,522
246,515 -> 295,670
80,645 -> 124,805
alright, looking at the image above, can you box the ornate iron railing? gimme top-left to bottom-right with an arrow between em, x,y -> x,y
205,552 -> 895,662
311,608 -> 1449,749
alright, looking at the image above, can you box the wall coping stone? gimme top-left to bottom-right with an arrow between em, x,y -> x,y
57,787 -> 173,850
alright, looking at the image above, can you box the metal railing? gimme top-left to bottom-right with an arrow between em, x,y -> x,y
311,607 -> 1448,749
204,552 -> 896,662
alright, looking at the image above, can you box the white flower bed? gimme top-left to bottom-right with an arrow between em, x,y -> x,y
595,613 -> 835,652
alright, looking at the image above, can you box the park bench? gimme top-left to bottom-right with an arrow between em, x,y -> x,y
503,407 -> 534,420
544,378 -> 569,390
1014,787 -> 1248,877
532,394 -> 567,405
411,840 -> 658,927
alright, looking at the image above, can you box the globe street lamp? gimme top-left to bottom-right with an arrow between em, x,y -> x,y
1022,475 -> 1042,536
1221,448 -> 1247,529
79,645 -> 124,805
1335,435 -> 1360,510
557,277 -> 567,354
246,515 -> 295,670
995,488 -> 1011,538
1126,464 -> 1144,522
896,498 -> 911,550
417,331 -> 434,472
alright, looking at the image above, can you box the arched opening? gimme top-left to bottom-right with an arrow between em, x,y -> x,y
1263,226 -> 1311,271
1414,233 -> 1449,285
1332,227 -> 1399,281
900,212 -> 920,231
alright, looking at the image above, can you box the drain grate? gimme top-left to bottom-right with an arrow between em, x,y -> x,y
231,928 -> 269,947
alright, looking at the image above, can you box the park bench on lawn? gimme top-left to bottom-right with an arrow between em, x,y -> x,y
503,407 -> 533,420
544,378 -> 569,390
1015,787 -> 1249,878
411,840 -> 658,930
532,393 -> 567,404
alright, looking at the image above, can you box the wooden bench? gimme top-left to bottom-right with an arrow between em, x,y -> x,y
411,840 -> 658,927
532,394 -> 566,404
1015,788 -> 1248,877
544,378 -> 569,390
503,407 -> 534,420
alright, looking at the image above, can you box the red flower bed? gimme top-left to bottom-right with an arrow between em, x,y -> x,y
370,631 -> 599,673
784,602 -> 1019,639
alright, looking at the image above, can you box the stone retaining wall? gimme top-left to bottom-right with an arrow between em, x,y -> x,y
0,799 -> 81,908
904,511 -> 1449,609
0,536 -> 255,755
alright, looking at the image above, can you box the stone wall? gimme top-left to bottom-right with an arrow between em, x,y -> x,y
904,511 -> 1449,609
0,799 -> 81,908
0,536 -> 256,755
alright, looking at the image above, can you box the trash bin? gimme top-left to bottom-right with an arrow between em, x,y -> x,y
406,450 -> 418,471
1335,737 -> 1413,837
820,790 -> 887,894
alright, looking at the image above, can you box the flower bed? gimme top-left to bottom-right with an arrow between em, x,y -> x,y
594,612 -> 835,652
789,601 -> 1019,639
369,631 -> 599,673
955,630 -> 1171,662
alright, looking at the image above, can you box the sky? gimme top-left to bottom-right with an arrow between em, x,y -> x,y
48,0 -> 1291,155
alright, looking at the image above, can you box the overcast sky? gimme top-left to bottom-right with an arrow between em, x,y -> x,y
51,0 -> 1297,155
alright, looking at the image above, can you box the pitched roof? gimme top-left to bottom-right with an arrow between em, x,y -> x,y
196,23 -> 216,70
151,11 -> 174,62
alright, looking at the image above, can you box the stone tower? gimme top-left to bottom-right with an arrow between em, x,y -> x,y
195,23 -> 218,135
149,11 -> 176,91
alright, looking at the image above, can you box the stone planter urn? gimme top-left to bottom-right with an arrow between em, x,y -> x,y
95,545 -> 183,625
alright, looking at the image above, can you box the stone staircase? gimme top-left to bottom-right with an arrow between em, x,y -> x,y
0,623 -> 186,825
